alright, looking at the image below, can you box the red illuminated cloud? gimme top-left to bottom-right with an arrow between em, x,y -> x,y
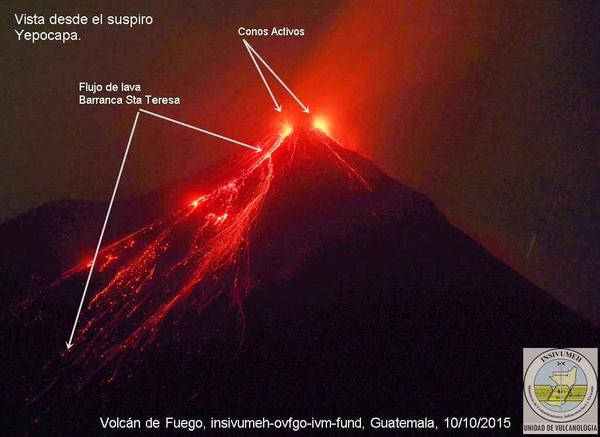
295,1 -> 485,154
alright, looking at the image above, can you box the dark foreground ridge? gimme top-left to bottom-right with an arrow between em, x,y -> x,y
2,128 -> 598,434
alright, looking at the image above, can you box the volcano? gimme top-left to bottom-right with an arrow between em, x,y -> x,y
2,127 -> 598,433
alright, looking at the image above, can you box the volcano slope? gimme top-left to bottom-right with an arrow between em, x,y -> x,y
2,128 -> 598,433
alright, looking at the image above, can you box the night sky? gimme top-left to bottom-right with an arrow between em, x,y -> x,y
2,0 -> 598,321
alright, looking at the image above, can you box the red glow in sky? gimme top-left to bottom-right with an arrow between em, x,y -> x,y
295,1 -> 485,160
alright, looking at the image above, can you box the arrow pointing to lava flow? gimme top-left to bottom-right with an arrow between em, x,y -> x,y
243,39 -> 310,113
66,109 -> 261,350
139,109 -> 262,152
66,111 -> 140,350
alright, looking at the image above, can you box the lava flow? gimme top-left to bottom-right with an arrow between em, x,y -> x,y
39,125 -> 372,385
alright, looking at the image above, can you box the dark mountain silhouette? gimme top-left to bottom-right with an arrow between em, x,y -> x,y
2,128 -> 598,434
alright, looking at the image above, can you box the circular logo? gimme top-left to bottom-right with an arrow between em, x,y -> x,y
524,349 -> 597,422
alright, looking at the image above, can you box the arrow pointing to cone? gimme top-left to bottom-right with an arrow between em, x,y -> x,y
244,40 -> 282,112
243,39 -> 310,113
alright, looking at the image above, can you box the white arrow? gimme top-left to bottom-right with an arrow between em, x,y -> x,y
139,109 -> 262,152
244,40 -> 281,112
66,111 -> 140,350
243,39 -> 310,113
66,109 -> 261,349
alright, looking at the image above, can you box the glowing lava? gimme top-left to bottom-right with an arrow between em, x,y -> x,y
40,128 -> 371,385
312,116 -> 329,134
279,122 -> 293,138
